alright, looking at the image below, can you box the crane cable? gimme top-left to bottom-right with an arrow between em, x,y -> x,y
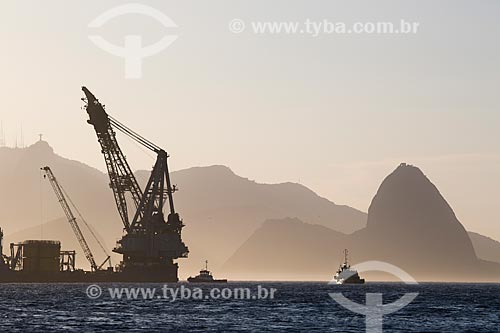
59,185 -> 111,262
115,126 -> 156,161
109,116 -> 161,153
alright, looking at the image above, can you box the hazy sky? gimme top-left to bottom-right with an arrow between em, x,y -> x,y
1,1 -> 499,239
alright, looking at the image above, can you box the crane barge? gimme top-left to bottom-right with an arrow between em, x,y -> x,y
81,86 -> 188,282
0,87 -> 188,282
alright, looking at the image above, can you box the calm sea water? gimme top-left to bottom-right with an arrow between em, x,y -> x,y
0,282 -> 498,332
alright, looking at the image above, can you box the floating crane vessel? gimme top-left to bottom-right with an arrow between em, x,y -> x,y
81,86 -> 188,282
0,87 -> 188,282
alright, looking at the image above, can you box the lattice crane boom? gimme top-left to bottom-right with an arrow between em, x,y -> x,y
81,87 -> 188,275
41,166 -> 102,272
81,87 -> 144,231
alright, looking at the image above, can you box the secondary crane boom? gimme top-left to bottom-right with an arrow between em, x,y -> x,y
41,166 -> 110,272
81,87 -> 188,281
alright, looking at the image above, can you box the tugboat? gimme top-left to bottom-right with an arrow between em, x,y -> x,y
187,261 -> 227,283
333,249 -> 365,284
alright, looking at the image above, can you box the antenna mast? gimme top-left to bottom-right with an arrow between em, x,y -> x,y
20,124 -> 24,148
0,121 -> 4,147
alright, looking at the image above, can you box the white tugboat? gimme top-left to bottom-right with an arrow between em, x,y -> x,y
187,260 -> 227,283
333,249 -> 365,284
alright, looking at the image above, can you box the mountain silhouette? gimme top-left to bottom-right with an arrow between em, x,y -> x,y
0,141 -> 118,236
355,163 -> 478,272
222,217 -> 348,281
223,164 -> 500,281
1,141 -> 365,276
468,232 -> 500,265
3,144 -> 498,280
